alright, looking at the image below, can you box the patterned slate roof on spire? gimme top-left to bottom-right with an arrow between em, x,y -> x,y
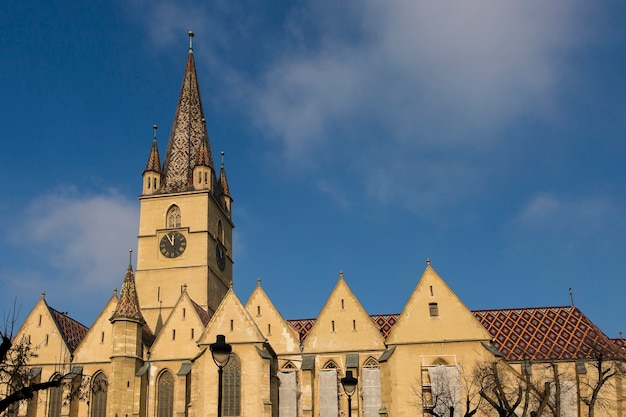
111,265 -> 146,324
144,134 -> 162,174
161,42 -> 214,192
196,131 -> 213,168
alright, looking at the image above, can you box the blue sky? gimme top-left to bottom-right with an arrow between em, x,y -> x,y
2,1 -> 626,337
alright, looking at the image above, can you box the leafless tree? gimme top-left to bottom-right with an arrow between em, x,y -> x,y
0,307 -> 93,415
414,365 -> 482,417
579,346 -> 618,417
474,360 -> 555,417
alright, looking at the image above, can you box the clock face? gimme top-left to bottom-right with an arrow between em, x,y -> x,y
160,231 -> 187,258
216,243 -> 226,271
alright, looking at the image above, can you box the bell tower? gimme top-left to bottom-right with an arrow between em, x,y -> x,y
135,31 -> 234,329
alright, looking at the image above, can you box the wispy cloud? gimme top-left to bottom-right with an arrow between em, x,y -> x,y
15,189 -> 138,297
126,0 -> 587,214
511,193 -> 625,251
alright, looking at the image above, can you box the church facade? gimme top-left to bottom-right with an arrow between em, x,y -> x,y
8,34 -> 626,417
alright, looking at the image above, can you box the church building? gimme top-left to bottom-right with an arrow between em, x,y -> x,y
8,32 -> 626,417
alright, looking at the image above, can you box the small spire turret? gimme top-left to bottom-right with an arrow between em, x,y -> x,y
143,125 -> 162,195
218,151 -> 233,215
111,264 -> 145,324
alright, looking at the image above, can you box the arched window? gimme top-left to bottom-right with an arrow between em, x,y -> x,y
91,372 -> 108,417
157,371 -> 174,417
217,220 -> 223,243
362,358 -> 381,417
223,354 -> 241,416
167,206 -> 181,228
322,360 -> 338,369
47,374 -> 62,417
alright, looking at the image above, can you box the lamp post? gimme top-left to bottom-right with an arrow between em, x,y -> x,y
210,335 -> 232,417
341,370 -> 358,417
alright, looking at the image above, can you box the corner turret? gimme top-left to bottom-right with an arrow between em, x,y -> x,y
142,124 -> 162,195
218,151 -> 233,216
193,118 -> 215,191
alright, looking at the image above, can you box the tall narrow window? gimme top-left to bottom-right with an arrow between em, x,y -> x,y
429,303 -> 439,317
217,220 -> 224,242
47,375 -> 62,417
157,371 -> 174,417
319,366 -> 338,417
362,360 -> 381,417
91,372 -> 108,417
167,205 -> 181,228
223,354 -> 241,416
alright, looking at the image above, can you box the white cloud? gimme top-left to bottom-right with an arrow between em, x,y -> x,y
512,193 -> 624,249
19,189 -> 138,295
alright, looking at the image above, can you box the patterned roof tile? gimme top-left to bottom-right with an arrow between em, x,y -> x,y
110,265 -> 146,324
287,306 -> 623,362
48,308 -> 88,352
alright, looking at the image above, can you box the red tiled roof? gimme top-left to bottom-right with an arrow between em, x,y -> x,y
190,298 -> 211,326
473,306 -> 623,361
48,308 -> 88,352
288,306 -> 623,362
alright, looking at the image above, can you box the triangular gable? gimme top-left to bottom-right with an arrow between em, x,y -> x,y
72,293 -> 118,363
150,290 -> 210,359
14,295 -> 86,366
197,288 -> 265,346
245,279 -> 301,354
303,273 -> 385,353
386,263 -> 491,345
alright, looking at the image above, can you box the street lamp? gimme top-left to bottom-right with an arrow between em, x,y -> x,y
341,370 -> 358,417
210,335 -> 232,417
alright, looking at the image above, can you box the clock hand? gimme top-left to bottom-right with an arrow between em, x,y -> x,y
167,234 -> 175,245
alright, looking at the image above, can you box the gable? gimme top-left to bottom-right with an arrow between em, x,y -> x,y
303,274 -> 385,353
72,294 -> 118,363
245,280 -> 301,354
150,291 -> 210,359
386,264 -> 491,345
14,297 -> 87,365
198,289 -> 265,346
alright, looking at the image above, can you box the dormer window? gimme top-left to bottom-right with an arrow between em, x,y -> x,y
167,205 -> 181,228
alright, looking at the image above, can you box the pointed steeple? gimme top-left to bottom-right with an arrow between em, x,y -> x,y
218,151 -> 232,214
111,264 -> 146,325
143,125 -> 163,194
144,125 -> 162,174
161,31 -> 215,193
196,118 -> 214,168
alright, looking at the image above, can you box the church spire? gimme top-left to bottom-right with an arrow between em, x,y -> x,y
144,125 -> 162,174
111,263 -> 145,325
218,151 -> 232,215
161,31 -> 215,193
142,125 -> 162,194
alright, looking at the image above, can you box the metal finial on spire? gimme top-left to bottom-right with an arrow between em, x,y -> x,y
129,249 -> 133,267
41,291 -> 46,299
113,288 -> 118,296
569,287 -> 574,306
340,270 -> 344,279
221,151 -> 225,167
426,258 -> 431,265
257,277 -> 261,286
153,124 -> 158,142
188,31 -> 194,52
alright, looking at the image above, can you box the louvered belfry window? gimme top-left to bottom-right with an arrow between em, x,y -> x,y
223,355 -> 241,416
158,371 -> 174,417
